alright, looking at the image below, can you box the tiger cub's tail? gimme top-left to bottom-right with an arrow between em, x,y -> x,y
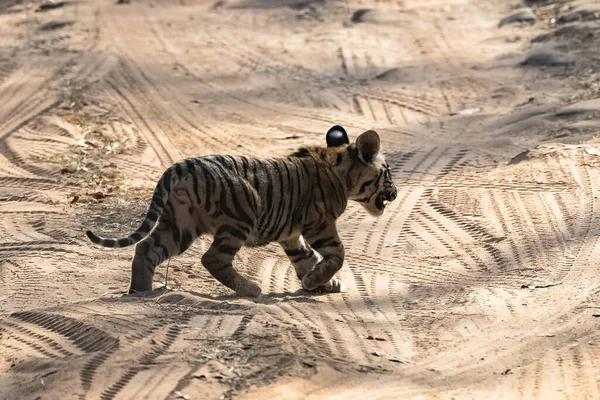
85,167 -> 173,248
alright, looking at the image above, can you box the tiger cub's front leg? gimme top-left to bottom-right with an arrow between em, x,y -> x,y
302,223 -> 345,293
280,234 -> 344,293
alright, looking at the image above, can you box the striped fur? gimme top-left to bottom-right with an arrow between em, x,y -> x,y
86,126 -> 397,297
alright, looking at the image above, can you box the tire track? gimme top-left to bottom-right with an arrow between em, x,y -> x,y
104,6 -> 260,157
279,302 -> 336,359
421,199 -> 507,273
271,303 -> 321,350
104,77 -> 179,168
80,346 -> 119,396
157,14 -> 442,128
488,190 -> 528,275
0,260 -> 47,313
0,317 -> 74,358
99,324 -> 182,400
10,312 -> 119,353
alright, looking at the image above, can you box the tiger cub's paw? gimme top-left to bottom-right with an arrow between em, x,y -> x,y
235,281 -> 262,298
322,277 -> 345,293
302,276 -> 345,294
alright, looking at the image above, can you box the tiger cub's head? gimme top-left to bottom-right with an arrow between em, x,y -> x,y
326,125 -> 398,216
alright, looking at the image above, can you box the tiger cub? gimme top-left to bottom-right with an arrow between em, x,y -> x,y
86,126 -> 397,297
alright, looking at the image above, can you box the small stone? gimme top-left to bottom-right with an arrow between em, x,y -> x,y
499,8 -> 536,28
521,48 -> 572,68
388,358 -> 405,364
37,1 -> 66,12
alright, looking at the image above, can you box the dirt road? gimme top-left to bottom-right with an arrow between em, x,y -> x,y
2,0 -> 600,398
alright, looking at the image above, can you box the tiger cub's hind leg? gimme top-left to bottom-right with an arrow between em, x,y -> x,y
280,236 -> 344,293
201,225 -> 261,298
129,214 -> 197,294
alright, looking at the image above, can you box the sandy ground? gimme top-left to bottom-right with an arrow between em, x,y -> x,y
2,0 -> 600,398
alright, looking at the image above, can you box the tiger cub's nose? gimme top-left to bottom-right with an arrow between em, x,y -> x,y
384,186 -> 397,202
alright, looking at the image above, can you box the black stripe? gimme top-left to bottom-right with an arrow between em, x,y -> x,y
286,161 -> 302,237
240,157 -> 249,178
373,169 -> 384,187
221,174 -> 255,228
205,166 -> 215,212
139,220 -> 152,234
312,160 -> 326,219
266,160 -> 287,239
257,161 -> 274,235
228,156 -> 240,174
117,238 -> 129,247
214,155 -> 228,167
347,149 -> 360,176
359,178 -> 375,194
246,184 -> 258,212
239,181 -> 257,216
180,229 -> 193,254
283,161 -> 294,206
183,186 -> 195,205
315,221 -> 329,233
198,163 -> 214,213
104,239 -> 116,247
290,253 -> 312,263
285,248 -> 303,257
311,238 -> 340,249
131,232 -> 143,241
212,236 -> 226,247
163,170 -> 172,192
298,159 -> 315,224
325,171 -> 344,213
86,231 -> 97,242
152,235 -> 170,263
151,189 -> 163,203
276,161 -> 294,240
285,248 -> 311,258
290,160 -> 304,232
175,163 -> 184,178
299,157 -> 311,179
290,147 -> 310,157
216,179 -> 234,219
335,176 -> 346,211
274,218 -> 291,242
147,211 -> 159,223
217,244 -> 238,255
252,159 -> 260,192
220,224 -> 248,241
164,203 -> 181,245
303,192 -> 314,223
204,159 -> 254,228
185,159 -> 201,205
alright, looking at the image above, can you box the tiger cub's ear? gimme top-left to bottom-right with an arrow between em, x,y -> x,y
356,130 -> 381,163
326,125 -> 349,147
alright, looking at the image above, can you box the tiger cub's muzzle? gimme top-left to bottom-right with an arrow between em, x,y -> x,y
375,185 -> 398,211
